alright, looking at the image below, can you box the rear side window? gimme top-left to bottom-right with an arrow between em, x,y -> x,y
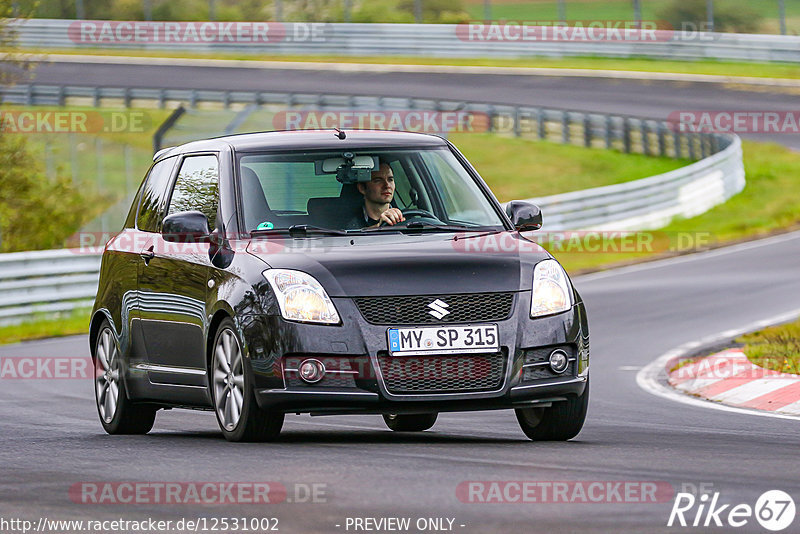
137,157 -> 177,232
167,155 -> 220,229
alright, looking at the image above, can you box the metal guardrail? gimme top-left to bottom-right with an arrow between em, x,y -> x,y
0,83 -> 745,324
522,135 -> 744,231
0,249 -> 100,325
11,19 -> 800,63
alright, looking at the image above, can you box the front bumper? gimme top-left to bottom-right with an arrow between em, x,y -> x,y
239,291 -> 589,415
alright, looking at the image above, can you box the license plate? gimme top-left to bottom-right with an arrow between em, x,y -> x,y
387,324 -> 499,356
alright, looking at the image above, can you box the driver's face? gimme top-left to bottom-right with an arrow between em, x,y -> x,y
360,163 -> 395,205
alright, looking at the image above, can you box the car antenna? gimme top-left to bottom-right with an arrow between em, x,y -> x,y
334,128 -> 346,140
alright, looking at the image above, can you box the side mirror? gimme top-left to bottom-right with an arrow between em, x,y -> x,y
505,201 -> 542,231
162,211 -> 211,242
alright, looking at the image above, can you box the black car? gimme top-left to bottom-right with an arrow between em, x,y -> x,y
90,129 -> 589,442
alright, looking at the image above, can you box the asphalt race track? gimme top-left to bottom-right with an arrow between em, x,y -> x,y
2,233 -> 799,533
1,59 -> 799,532
23,58 -> 800,149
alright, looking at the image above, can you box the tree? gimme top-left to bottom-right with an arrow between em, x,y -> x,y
656,0 -> 762,34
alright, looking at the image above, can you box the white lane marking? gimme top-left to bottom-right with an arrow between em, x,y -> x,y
575,230 -> 800,283
710,379 -> 793,404
33,53 -> 800,87
636,307 -> 800,421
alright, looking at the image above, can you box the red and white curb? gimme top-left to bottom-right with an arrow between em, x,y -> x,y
668,349 -> 800,416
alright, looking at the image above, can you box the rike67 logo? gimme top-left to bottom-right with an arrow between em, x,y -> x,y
668,490 -> 795,531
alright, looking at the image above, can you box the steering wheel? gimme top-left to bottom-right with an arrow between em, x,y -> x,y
378,208 -> 439,227
401,208 -> 437,219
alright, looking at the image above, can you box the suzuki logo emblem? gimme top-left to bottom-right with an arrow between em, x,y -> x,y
427,299 -> 450,319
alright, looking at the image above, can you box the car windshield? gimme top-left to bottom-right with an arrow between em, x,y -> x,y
238,147 -> 506,233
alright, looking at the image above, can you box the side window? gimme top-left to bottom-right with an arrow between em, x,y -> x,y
167,155 -> 220,229
137,157 -> 177,232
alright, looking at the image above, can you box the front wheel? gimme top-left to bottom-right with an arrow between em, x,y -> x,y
383,413 -> 438,432
515,378 -> 589,441
94,321 -> 157,434
211,318 -> 284,442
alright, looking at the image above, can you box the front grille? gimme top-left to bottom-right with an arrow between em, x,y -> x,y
354,293 -> 514,325
377,351 -> 506,394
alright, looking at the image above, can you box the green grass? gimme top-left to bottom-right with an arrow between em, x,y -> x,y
738,317 -> 800,375
21,49 -> 800,81
0,308 -> 91,345
450,132 -> 690,200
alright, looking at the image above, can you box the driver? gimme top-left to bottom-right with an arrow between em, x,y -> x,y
346,161 -> 405,228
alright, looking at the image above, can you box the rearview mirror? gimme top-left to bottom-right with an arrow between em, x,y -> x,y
505,201 -> 542,231
162,211 -> 211,242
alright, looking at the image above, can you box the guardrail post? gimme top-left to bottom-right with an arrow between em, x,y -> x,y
487,105 -> 495,133
688,134 -> 697,160
158,89 -> 166,109
657,124 -> 667,157
25,85 -> 32,106
583,114 -> 592,148
673,130 -> 682,159
190,90 -> 198,108
561,112 -> 570,144
513,107 -> 521,138
124,87 -> 132,108
57,86 -> 66,106
605,116 -> 613,149
93,87 -> 100,108
641,119 -> 651,156
223,91 -> 231,109
623,118 -> 632,154
536,108 -> 545,140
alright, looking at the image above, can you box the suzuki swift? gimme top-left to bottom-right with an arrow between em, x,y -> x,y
90,129 -> 590,442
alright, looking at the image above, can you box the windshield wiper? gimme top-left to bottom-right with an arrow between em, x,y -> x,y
250,225 -> 348,237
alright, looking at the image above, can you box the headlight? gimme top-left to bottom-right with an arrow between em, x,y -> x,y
263,269 -> 340,324
531,260 -> 573,318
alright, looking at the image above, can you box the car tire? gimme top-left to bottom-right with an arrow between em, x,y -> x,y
211,318 -> 284,442
383,413 -> 438,432
515,377 -> 589,441
94,320 -> 157,435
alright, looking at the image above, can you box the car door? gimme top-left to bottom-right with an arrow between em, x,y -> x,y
137,154 -> 220,387
128,156 -> 179,381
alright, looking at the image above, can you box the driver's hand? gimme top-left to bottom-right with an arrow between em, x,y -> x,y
379,208 -> 405,226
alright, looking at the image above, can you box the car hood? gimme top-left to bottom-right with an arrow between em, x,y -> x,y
246,231 -> 552,297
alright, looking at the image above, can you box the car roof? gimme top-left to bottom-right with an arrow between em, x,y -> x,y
154,130 -> 449,161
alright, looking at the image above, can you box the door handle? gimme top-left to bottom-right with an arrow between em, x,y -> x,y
140,246 -> 155,264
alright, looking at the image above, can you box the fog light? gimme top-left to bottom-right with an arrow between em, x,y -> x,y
549,350 -> 569,374
299,359 -> 326,384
